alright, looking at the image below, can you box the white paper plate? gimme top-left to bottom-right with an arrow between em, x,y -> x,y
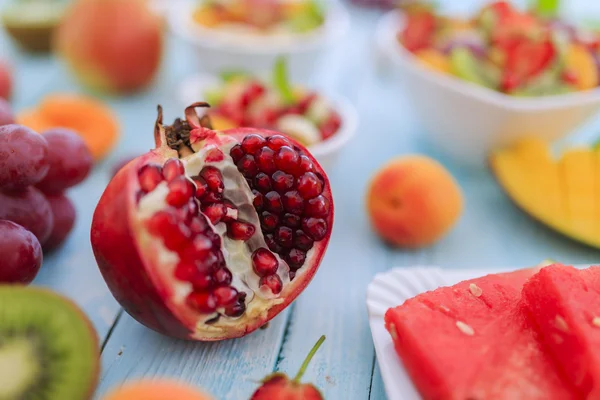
366,267 -> 499,400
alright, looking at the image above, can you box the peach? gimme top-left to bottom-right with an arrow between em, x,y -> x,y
102,380 -> 213,400
366,156 -> 463,248
0,61 -> 12,100
55,0 -> 164,94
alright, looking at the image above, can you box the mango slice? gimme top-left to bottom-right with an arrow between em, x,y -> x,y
490,138 -> 600,248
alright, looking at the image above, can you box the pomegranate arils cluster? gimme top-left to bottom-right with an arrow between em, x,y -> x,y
231,134 -> 329,277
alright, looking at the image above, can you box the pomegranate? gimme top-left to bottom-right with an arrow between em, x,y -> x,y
91,103 -> 333,340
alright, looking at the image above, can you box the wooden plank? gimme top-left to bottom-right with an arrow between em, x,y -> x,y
96,311 -> 290,399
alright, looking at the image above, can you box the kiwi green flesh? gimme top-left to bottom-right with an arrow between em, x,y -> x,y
450,47 -> 497,89
0,287 -> 98,400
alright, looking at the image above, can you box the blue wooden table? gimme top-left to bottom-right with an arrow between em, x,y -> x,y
2,1 -> 600,399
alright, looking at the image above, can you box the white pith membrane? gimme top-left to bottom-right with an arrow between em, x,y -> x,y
133,132 -> 321,338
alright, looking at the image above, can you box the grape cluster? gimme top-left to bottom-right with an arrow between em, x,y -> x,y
0,116 -> 93,284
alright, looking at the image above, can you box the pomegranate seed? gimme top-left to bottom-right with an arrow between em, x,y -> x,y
197,252 -> 221,271
146,210 -> 191,251
305,195 -> 330,217
286,248 -> 306,270
227,220 -> 256,241
302,217 -> 327,241
192,176 -> 208,199
282,213 -> 300,228
187,291 -> 217,313
200,166 -> 224,193
205,148 -> 224,162
138,164 -> 163,192
237,154 -> 258,178
174,261 -> 197,281
265,191 -> 283,214
162,158 -> 185,182
275,226 -> 293,248
191,272 -> 215,290
289,271 -> 296,280
135,190 -> 144,204
298,155 -> 314,174
274,146 -> 300,173
208,231 -> 223,249
253,191 -> 265,211
241,134 -> 266,154
252,248 -> 279,276
213,286 -> 238,306
294,230 -> 314,251
181,235 -> 213,260
189,216 -> 209,234
222,201 -> 238,222
283,191 -> 304,214
255,147 -> 276,174
225,301 -> 246,317
177,199 -> 199,222
271,171 -> 294,193
260,211 -> 279,232
166,176 -> 196,207
260,274 -> 282,294
213,267 -> 232,286
297,172 -> 323,199
230,144 -> 245,163
202,203 -> 226,224
266,135 -> 292,151
201,191 -> 223,204
264,234 -> 283,253
254,173 -> 272,193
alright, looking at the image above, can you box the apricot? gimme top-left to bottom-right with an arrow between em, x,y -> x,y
366,156 -> 463,248
17,94 -> 119,161
564,44 -> 599,90
103,380 -> 213,400
55,0 -> 163,94
415,49 -> 451,74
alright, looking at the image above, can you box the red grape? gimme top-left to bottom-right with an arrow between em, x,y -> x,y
43,194 -> 76,252
0,220 -> 42,284
35,128 -> 93,194
0,187 -> 54,243
0,124 -> 49,190
0,98 -> 13,126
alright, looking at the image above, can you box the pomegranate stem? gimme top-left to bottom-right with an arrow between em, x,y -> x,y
293,335 -> 325,383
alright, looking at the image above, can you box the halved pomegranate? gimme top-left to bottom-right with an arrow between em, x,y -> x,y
91,103 -> 333,340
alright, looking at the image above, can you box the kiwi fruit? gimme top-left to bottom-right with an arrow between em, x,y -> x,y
1,1 -> 68,53
450,47 -> 496,89
0,286 -> 99,399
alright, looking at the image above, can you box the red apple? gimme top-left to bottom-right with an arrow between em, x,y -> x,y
0,61 -> 12,100
55,0 -> 164,94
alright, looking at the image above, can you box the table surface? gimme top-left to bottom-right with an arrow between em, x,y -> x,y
3,1 -> 600,399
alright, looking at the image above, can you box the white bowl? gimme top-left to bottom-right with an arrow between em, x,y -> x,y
169,0 -> 350,81
178,73 -> 358,171
376,10 -> 600,164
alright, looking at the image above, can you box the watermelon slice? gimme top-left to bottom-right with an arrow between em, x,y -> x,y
522,264 -> 600,399
385,268 -> 575,399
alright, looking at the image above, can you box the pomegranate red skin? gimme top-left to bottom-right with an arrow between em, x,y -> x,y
91,127 -> 333,340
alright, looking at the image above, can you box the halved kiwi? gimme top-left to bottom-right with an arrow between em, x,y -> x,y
1,1 -> 67,53
0,286 -> 99,399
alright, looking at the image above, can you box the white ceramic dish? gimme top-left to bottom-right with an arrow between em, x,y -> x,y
375,10 -> 600,164
178,73 -> 358,170
366,265 -> 592,400
169,0 -> 350,81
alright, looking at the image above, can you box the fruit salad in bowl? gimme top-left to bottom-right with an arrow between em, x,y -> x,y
178,60 -> 357,169
192,0 -> 325,36
375,2 -> 600,164
169,0 -> 349,79
398,1 -> 600,96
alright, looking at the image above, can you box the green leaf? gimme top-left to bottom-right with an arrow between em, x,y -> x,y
532,0 -> 560,18
272,57 -> 295,105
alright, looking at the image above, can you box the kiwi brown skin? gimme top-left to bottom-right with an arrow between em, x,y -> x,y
0,286 -> 100,400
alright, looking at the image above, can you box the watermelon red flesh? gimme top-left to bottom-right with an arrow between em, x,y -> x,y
385,268 -> 575,400
522,264 -> 600,399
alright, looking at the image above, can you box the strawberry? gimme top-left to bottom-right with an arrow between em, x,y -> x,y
401,11 -> 436,53
501,39 -> 556,92
250,335 -> 326,400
